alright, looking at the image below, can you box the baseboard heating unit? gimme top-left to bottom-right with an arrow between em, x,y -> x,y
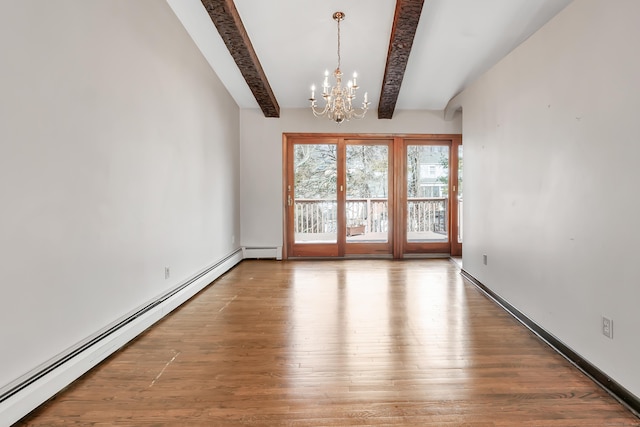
242,246 -> 282,260
0,249 -> 243,426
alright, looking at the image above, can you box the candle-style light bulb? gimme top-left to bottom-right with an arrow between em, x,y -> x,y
364,92 -> 368,103
323,70 -> 329,93
353,72 -> 358,87
310,85 -> 315,100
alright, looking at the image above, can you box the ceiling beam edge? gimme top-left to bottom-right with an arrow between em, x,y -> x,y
378,0 -> 425,119
201,0 -> 280,118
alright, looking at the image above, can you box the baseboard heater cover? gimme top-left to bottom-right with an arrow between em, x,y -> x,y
242,246 -> 282,260
460,269 -> 640,418
0,249 -> 243,426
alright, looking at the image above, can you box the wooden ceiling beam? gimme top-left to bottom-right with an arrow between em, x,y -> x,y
201,0 -> 280,118
378,0 -> 425,119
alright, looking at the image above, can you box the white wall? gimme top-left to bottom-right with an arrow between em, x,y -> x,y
239,108 -> 462,247
455,0 -> 640,396
0,0 -> 240,392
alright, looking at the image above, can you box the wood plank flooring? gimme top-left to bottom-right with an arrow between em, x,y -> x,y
17,259 -> 640,426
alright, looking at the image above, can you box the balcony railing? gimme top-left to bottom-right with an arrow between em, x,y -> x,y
346,199 -> 389,233
294,200 -> 337,234
407,198 -> 447,234
294,198 -> 448,236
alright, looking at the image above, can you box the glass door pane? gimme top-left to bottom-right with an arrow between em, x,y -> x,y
346,144 -> 389,243
406,145 -> 450,243
293,144 -> 338,244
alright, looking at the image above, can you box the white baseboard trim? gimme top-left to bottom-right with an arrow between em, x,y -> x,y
0,249 -> 243,427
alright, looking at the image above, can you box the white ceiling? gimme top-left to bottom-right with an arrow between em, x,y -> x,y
169,0 -> 573,113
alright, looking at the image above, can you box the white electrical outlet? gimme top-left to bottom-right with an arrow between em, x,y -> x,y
165,267 -> 170,280
602,316 -> 613,339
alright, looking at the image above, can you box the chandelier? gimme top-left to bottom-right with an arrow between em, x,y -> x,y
309,11 -> 369,124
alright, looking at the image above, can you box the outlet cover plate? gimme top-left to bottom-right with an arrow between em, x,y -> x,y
602,316 -> 613,339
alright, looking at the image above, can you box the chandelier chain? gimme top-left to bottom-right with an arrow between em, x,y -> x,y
336,16 -> 341,70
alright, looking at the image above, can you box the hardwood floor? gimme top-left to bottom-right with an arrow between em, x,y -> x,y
17,259 -> 639,426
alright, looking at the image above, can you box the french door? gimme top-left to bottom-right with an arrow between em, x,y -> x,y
285,137 -> 393,257
283,134 -> 461,258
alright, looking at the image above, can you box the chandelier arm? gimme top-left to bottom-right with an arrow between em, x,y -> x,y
311,103 -> 331,117
350,107 -> 369,119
